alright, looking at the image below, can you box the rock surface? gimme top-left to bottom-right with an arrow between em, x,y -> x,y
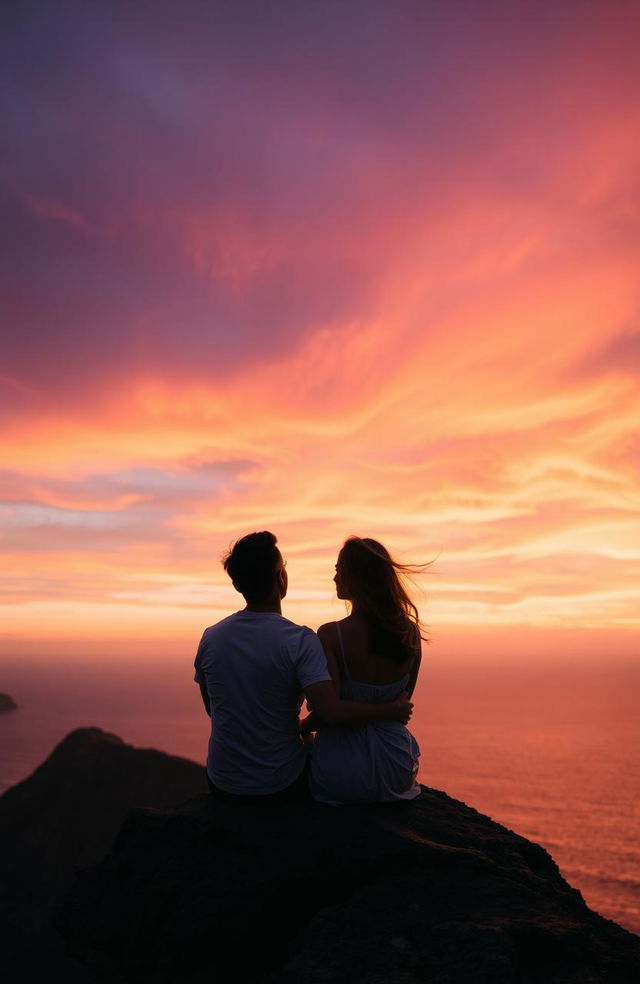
0,692 -> 18,711
3,729 -> 639,982
0,727 -> 207,980
61,787 -> 640,983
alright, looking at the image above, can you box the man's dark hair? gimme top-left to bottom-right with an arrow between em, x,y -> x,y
223,531 -> 281,602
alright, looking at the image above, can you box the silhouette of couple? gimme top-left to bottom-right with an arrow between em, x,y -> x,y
195,532 -> 422,805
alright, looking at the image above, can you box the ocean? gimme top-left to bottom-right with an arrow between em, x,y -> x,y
1,652 -> 638,937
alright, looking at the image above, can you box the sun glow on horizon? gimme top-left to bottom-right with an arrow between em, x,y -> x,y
1,2 -> 639,657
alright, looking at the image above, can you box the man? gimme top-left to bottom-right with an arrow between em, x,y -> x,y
195,531 -> 413,802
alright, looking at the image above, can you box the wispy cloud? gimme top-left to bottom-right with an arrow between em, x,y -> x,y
1,1 -> 639,644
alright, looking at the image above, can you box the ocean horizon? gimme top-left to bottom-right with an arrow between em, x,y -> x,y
1,652 -> 638,938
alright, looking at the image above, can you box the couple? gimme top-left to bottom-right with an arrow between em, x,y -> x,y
194,531 -> 422,805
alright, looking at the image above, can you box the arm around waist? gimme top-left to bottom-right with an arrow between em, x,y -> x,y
304,680 -> 412,728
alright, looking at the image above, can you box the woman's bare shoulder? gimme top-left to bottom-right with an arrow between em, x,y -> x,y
317,621 -> 335,634
317,621 -> 338,644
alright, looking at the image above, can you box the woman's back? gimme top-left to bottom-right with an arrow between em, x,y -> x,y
334,617 -> 411,704
332,614 -> 414,688
309,535 -> 425,805
309,618 -> 421,805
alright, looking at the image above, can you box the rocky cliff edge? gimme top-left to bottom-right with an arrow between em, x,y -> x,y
61,761 -> 640,982
2,728 -> 639,983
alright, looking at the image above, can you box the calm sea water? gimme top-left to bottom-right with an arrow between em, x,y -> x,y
1,653 -> 638,936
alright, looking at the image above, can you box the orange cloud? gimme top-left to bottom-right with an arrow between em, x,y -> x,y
2,1 -> 639,652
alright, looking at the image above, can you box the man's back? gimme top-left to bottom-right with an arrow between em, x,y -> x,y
195,611 -> 330,795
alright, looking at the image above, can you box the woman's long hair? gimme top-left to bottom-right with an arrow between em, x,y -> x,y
338,536 -> 428,663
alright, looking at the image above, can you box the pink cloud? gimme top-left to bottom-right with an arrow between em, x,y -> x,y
1,1 -> 639,638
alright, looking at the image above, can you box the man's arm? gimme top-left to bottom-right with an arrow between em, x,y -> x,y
199,681 -> 211,717
297,623 -> 412,731
405,625 -> 423,699
304,680 -> 413,728
194,633 -> 211,717
299,709 -> 318,736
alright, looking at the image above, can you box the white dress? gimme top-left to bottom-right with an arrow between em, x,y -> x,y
310,623 -> 421,805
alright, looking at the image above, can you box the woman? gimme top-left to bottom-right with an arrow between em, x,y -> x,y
303,536 -> 424,804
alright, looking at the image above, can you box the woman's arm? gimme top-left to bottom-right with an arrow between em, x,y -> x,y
404,624 -> 422,699
298,622 -> 343,736
299,623 -> 342,735
317,622 -> 343,690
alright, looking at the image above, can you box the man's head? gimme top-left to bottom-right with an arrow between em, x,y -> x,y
222,531 -> 287,605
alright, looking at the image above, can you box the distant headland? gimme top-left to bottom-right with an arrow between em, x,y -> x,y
0,694 -> 17,712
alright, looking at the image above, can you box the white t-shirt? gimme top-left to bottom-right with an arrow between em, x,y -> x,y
194,611 -> 331,794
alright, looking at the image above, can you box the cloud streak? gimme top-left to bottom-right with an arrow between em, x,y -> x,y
1,1 -> 639,647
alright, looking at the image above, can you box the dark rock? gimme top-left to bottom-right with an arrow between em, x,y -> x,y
0,692 -> 18,711
0,727 -> 207,980
59,787 -> 640,984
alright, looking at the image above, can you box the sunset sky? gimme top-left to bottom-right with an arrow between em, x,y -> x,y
2,1 -> 639,657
